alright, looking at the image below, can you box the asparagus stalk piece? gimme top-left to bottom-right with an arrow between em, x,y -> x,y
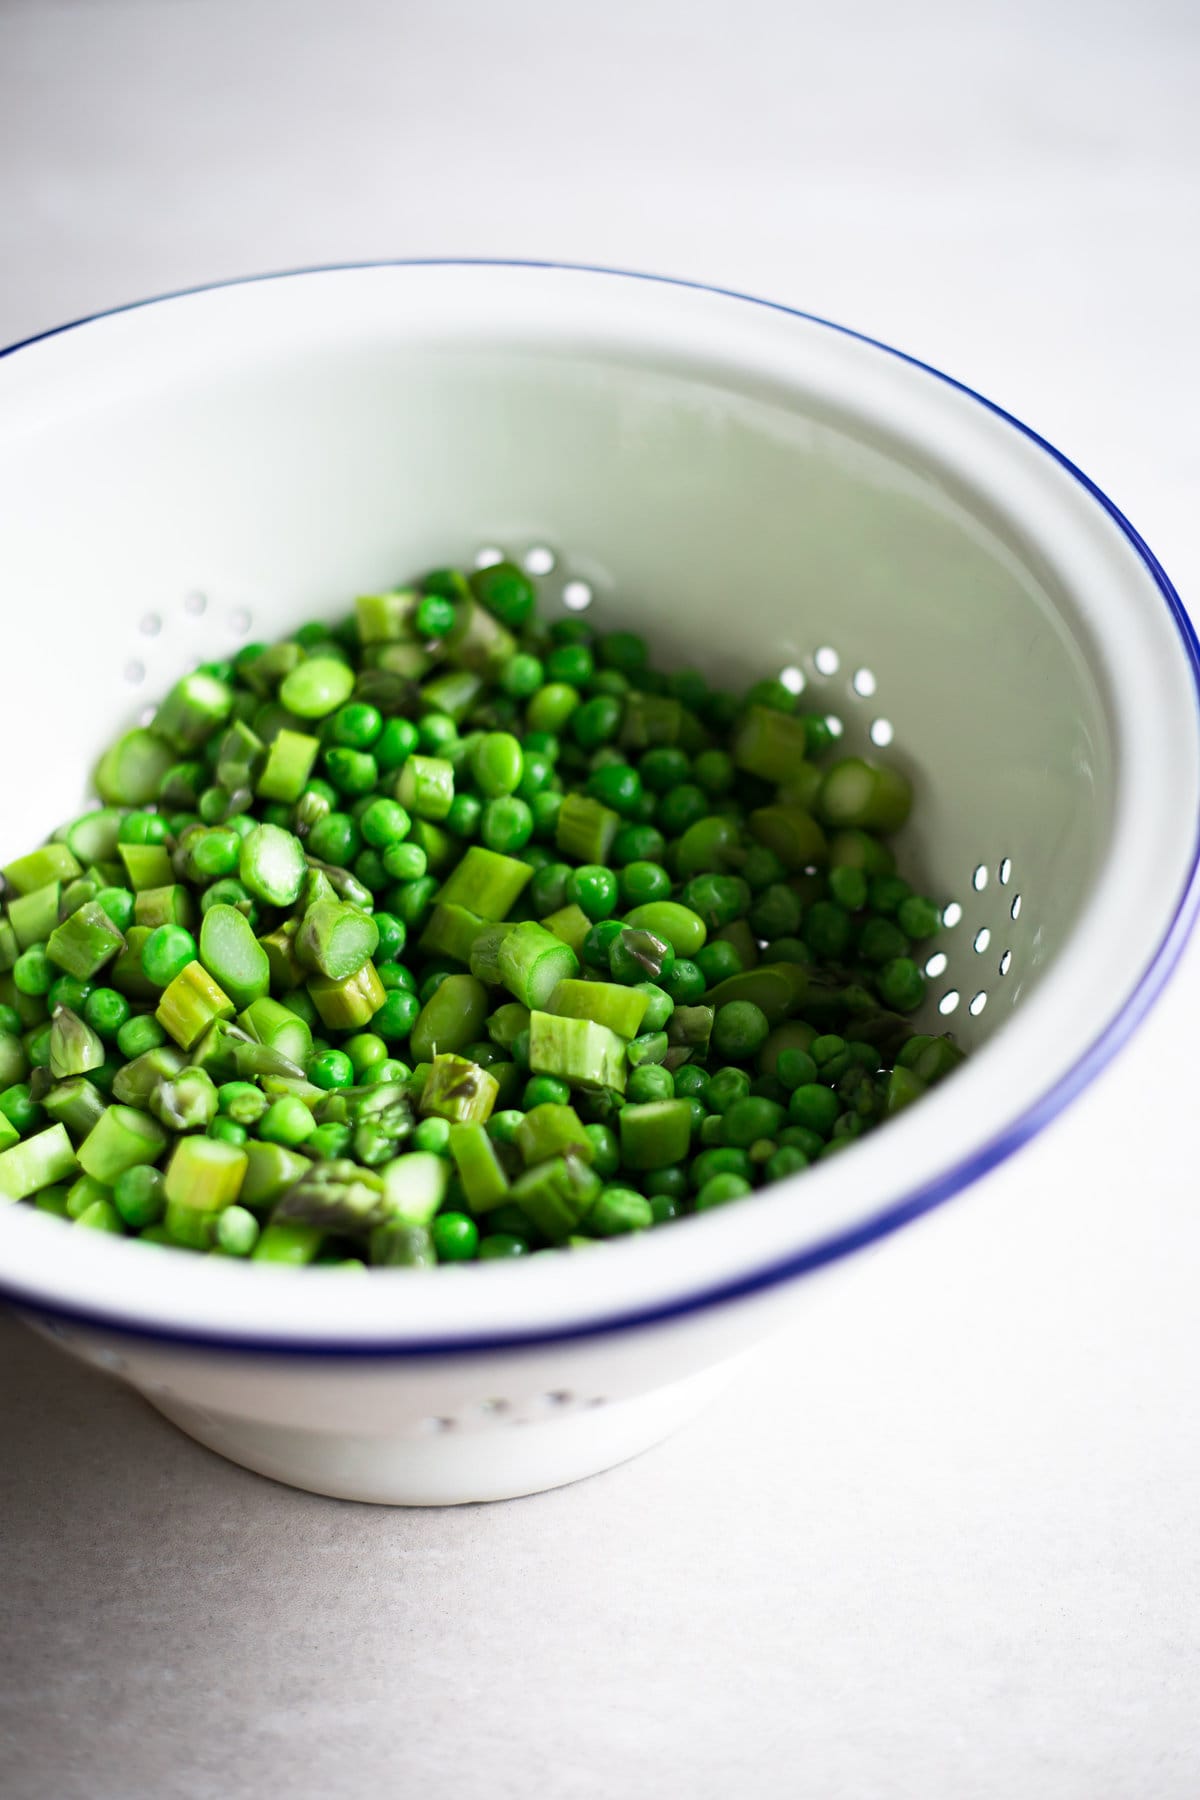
153,670 -> 234,752
3,843 -> 82,895
409,974 -> 489,1062
162,1134 -> 249,1247
497,922 -> 578,1011
618,1099 -> 694,1170
10,882 -> 61,948
42,1075 -> 107,1142
239,1141 -> 312,1211
134,884 -> 196,931
149,1066 -> 219,1132
48,1006 -> 106,1079
307,961 -> 385,1030
45,899 -> 125,980
539,904 -> 592,958
747,805 -> 829,872
0,1123 -> 79,1199
509,1153 -> 601,1245
118,843 -> 174,891
380,1151 -> 451,1225
156,962 -> 236,1049
435,845 -> 532,920
294,899 -> 379,981
555,792 -> 619,865
528,1011 -> 627,1093
418,902 -> 485,964
237,995 -> 312,1067
419,1053 -> 499,1125
78,1105 -> 168,1183
111,1045 -> 187,1107
251,1221 -> 326,1264
731,704 -> 812,782
396,754 -> 455,821
256,727 -> 320,803
547,978 -> 649,1040
93,728 -> 175,806
515,1103 -> 592,1167
448,1121 -> 510,1213
199,904 -> 271,1010
273,1159 -> 390,1231
367,1221 -> 436,1268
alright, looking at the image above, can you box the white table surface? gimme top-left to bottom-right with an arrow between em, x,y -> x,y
2,3 -> 1198,1795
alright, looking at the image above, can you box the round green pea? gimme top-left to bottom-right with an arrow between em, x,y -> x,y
620,861 -> 672,907
694,1171 -> 753,1210
622,902 -> 707,956
627,1063 -> 673,1104
662,959 -> 706,1003
111,1164 -> 165,1229
526,683 -> 580,735
382,841 -> 427,882
13,947 -> 53,997
259,1095 -> 316,1146
360,798 -> 412,848
305,1122 -> 353,1159
472,732 -> 524,798
416,593 -> 457,640
712,1001 -> 769,1060
788,1083 -> 841,1136
141,925 -> 197,988
501,653 -> 545,700
83,988 -> 130,1039
722,1095 -> 786,1147
567,864 -> 620,922
95,887 -> 136,932
374,989 -> 420,1040
279,657 -> 356,719
308,1047 -> 355,1090
208,1116 -> 249,1148
478,1232 -> 530,1259
432,1212 -> 480,1262
329,701 -> 383,750
216,1206 -> 260,1257
412,1116 -> 451,1154
481,796 -> 533,854
523,1074 -> 571,1108
344,1033 -> 388,1076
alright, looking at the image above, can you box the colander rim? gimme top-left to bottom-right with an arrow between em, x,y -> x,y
0,256 -> 1197,1356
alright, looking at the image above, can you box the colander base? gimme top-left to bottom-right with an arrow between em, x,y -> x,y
145,1357 -> 746,1504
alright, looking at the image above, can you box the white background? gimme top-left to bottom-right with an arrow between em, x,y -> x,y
1,3 -> 1198,1796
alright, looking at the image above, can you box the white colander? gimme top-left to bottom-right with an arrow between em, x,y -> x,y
0,262 -> 1196,1504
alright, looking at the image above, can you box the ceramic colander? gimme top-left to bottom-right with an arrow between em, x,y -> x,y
0,261 -> 1196,1504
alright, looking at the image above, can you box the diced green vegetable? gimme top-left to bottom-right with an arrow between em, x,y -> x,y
528,1011 -> 627,1093
547,978 -> 648,1040
1,550 -> 958,1264
419,1053 -> 499,1124
0,1123 -> 79,1199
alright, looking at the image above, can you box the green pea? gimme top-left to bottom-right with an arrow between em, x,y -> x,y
526,683 -> 580,735
712,1001 -> 770,1060
621,902 -> 706,956
280,657 -> 357,719
472,732 -> 524,798
567,864 -> 620,922
329,702 -> 383,749
481,796 -> 534,854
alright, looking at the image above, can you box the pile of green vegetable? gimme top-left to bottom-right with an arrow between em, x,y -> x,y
0,558 -> 963,1267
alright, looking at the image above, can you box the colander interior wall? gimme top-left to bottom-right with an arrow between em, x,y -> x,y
0,261 -> 1196,1376
0,275 -> 1114,1053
